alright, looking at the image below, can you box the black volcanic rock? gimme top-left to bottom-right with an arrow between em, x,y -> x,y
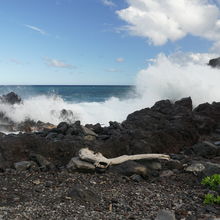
208,57 -> 220,68
1,96 -> 220,171
0,133 -> 84,170
0,92 -> 22,132
118,97 -> 198,154
90,97 -> 199,158
188,141 -> 220,158
175,97 -> 192,111
0,92 -> 22,105
193,101 -> 220,134
193,102 -> 220,123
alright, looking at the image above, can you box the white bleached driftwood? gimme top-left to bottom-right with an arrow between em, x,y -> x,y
79,148 -> 170,169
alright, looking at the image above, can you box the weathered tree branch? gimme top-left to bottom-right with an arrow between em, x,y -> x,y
79,148 -> 170,169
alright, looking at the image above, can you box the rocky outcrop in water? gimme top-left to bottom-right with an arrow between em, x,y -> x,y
0,92 -> 22,131
0,92 -> 22,105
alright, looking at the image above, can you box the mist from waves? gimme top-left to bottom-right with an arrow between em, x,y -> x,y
1,53 -> 220,126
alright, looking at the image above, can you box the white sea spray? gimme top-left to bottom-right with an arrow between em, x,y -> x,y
1,53 -> 220,126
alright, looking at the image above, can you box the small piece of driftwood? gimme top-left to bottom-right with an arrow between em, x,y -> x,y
79,148 -> 170,169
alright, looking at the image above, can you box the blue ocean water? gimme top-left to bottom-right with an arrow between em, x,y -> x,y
0,85 -> 134,103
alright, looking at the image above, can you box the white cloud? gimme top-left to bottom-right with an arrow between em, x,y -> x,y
167,51 -> 218,65
44,57 -> 73,68
10,58 -> 23,65
117,0 -> 220,46
116,57 -> 125,63
101,0 -> 116,7
105,68 -> 121,72
145,51 -> 218,67
25,24 -> 47,35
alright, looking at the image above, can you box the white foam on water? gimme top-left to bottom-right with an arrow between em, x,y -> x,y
0,95 -> 143,126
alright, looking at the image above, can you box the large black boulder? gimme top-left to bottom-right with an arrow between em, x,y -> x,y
95,97 -> 199,157
0,92 -> 22,105
193,101 -> 220,134
208,57 -> 220,68
0,133 -> 84,170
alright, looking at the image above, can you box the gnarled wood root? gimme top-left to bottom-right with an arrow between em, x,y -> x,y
79,148 -> 170,169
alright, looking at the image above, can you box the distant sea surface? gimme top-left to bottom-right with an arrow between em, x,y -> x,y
0,85 -> 134,103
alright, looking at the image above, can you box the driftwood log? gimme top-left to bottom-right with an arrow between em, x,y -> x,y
79,148 -> 170,169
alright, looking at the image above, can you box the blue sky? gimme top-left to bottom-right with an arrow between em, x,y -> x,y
0,0 -> 219,85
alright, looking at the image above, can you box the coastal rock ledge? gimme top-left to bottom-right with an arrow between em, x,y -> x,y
0,94 -> 219,219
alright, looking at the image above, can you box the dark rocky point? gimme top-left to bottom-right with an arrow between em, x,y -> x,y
0,92 -> 22,105
208,57 -> 220,68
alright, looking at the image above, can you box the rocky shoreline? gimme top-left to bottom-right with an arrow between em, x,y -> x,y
0,93 -> 220,219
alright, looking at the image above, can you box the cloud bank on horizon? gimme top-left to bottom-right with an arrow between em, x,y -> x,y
117,0 -> 220,50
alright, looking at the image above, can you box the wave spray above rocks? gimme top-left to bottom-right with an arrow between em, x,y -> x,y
135,53 -> 220,107
1,54 -> 220,128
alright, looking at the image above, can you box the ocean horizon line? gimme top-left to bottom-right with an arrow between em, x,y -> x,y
0,84 -> 133,87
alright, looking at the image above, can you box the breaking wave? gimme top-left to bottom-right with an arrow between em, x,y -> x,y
1,53 -> 220,126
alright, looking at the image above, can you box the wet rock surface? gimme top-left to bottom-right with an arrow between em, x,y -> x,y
0,92 -> 22,105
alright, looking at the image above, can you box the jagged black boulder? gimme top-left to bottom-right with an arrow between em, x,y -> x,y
208,57 -> 220,68
0,92 -> 22,105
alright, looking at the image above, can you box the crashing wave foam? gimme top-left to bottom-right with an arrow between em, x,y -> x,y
1,53 -> 220,126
